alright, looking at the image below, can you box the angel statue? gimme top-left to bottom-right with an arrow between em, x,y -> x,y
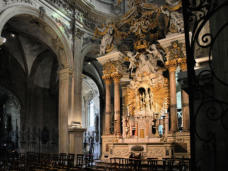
127,51 -> 138,75
99,26 -> 114,55
146,44 -> 164,63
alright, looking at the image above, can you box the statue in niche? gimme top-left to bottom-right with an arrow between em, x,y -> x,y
124,117 -> 130,138
99,26 -> 114,55
138,88 -> 146,111
147,88 -> 152,111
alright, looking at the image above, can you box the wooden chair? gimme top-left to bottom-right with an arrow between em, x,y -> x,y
59,153 -> 68,169
75,154 -> 84,168
147,159 -> 158,171
67,153 -> 75,168
51,153 -> 59,169
166,159 -> 175,171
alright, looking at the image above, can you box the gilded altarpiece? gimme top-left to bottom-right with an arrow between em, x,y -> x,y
96,0 -> 190,160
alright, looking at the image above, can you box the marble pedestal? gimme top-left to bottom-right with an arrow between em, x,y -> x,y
101,135 -> 116,161
167,131 -> 191,158
68,127 -> 86,155
101,132 -> 191,161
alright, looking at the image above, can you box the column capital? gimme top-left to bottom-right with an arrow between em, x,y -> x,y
59,67 -> 72,80
111,73 -> 122,83
102,74 -> 111,80
165,59 -> 178,72
177,58 -> 187,71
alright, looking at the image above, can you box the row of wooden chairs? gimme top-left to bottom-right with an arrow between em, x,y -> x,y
106,157 -> 190,171
0,151 -> 94,171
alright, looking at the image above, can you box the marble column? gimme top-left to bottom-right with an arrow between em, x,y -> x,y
103,75 -> 112,135
179,60 -> 190,131
165,113 -> 169,137
113,73 -> 122,135
58,67 -> 72,153
166,61 -> 178,132
182,90 -> 190,131
155,119 -> 159,137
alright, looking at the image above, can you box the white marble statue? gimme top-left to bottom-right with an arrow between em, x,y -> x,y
146,44 -> 164,63
127,51 -> 138,75
100,26 -> 114,55
137,53 -> 156,75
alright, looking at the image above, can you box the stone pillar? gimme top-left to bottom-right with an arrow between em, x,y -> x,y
166,60 -> 178,132
73,37 -> 83,126
112,73 -> 122,136
102,75 -> 112,135
68,128 -> 86,155
58,67 -> 72,153
155,119 -> 159,137
179,59 -> 190,131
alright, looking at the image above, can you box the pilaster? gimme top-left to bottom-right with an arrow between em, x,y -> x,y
58,67 -> 72,153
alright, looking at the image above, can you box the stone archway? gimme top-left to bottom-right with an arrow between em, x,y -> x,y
0,5 -> 73,153
82,75 -> 101,159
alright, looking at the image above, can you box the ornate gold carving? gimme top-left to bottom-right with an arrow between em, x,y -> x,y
102,73 -> 112,80
178,58 -> 187,71
126,88 -> 136,115
102,62 -> 117,75
111,73 -> 122,82
166,40 -> 185,61
102,61 -> 123,83
125,71 -> 169,118
150,85 -> 169,114
165,59 -> 178,72
134,39 -> 148,51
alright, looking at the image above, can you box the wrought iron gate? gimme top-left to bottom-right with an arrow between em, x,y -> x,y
182,0 -> 228,170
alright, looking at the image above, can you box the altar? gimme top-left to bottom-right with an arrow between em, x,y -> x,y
95,0 -> 190,161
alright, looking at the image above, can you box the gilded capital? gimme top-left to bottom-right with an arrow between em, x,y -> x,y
102,74 -> 112,80
177,58 -> 187,71
165,59 -> 177,72
111,73 -> 122,83
167,40 -> 185,61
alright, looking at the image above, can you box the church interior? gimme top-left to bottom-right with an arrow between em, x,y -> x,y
0,0 -> 228,170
